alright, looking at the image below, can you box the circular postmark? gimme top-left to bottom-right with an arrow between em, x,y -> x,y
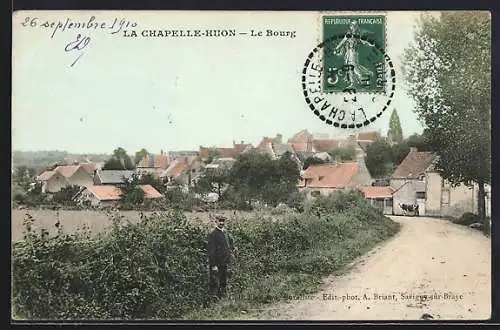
301,32 -> 396,128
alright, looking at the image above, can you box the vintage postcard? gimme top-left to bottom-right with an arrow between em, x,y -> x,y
11,10 -> 491,321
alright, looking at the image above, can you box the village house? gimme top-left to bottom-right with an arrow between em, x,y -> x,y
160,155 -> 202,185
93,169 -> 135,185
338,131 -> 381,152
36,170 -> 68,193
359,186 -> 394,215
255,133 -> 302,168
298,150 -> 372,198
390,147 -> 491,217
390,148 -> 437,215
136,150 -> 170,178
286,129 -> 360,162
424,158 -> 491,218
36,164 -> 94,193
287,129 -> 315,155
73,184 -> 163,207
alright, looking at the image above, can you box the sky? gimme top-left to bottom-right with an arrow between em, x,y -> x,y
12,11 -> 430,154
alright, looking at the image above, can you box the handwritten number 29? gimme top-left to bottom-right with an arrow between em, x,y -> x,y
65,34 -> 90,52
65,34 -> 91,67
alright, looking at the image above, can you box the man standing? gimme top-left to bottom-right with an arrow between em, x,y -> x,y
207,215 -> 235,298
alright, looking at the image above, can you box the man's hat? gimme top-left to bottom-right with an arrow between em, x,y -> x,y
215,215 -> 227,222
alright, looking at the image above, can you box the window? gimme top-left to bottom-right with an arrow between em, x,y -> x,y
415,191 -> 426,199
386,198 -> 393,207
311,190 -> 321,197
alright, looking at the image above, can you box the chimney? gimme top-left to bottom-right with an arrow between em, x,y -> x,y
241,140 -> 244,144
275,133 -> 283,144
161,149 -> 164,156
410,147 -> 418,153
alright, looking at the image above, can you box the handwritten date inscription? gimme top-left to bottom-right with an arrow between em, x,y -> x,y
20,16 -> 137,67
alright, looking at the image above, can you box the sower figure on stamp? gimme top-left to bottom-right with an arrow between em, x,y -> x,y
207,215 -> 236,299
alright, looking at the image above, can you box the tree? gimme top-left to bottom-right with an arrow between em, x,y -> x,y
131,172 -> 165,194
328,147 -> 356,162
134,148 -> 148,165
303,156 -> 325,170
365,139 -> 394,178
120,178 -> 145,205
193,166 -> 230,198
205,149 -> 220,164
12,166 -> 36,192
390,132 -> 431,166
103,148 -> 135,170
403,12 -> 491,219
228,151 -> 300,207
387,109 -> 403,144
52,185 -> 81,204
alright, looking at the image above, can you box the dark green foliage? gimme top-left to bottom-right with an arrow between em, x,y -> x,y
303,156 -> 325,170
103,148 -> 134,170
328,147 -> 356,162
12,211 -> 210,319
205,149 -> 220,164
228,151 -> 300,207
134,148 -> 148,165
163,187 -> 199,211
387,109 -> 404,144
193,167 -> 230,198
364,139 -> 394,178
52,185 -> 80,205
12,192 -> 400,320
12,166 -> 37,191
121,186 -> 145,205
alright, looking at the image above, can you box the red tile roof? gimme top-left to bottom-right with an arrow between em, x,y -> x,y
298,163 -> 359,188
161,156 -> 192,178
233,143 -> 253,153
357,132 -> 379,141
140,185 -> 163,198
138,154 -> 170,169
86,185 -> 122,201
85,184 -> 162,201
256,137 -> 273,150
359,186 -> 394,199
199,146 -> 241,159
55,165 -> 81,178
391,149 -> 437,179
37,170 -> 56,181
79,163 -> 97,175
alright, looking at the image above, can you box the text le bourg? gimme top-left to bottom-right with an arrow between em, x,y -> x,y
124,29 -> 297,39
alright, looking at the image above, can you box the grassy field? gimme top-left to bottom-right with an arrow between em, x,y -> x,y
11,209 -> 285,241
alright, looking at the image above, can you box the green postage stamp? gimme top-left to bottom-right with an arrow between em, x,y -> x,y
322,15 -> 386,93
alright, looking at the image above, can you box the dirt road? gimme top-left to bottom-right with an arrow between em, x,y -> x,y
258,216 -> 491,321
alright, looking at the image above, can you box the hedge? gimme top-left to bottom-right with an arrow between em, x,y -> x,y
12,191 -> 400,320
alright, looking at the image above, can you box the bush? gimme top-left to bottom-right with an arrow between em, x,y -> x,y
12,211 -> 210,320
286,191 -> 307,213
308,190 -> 368,215
163,187 -> 199,211
12,193 -> 400,320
